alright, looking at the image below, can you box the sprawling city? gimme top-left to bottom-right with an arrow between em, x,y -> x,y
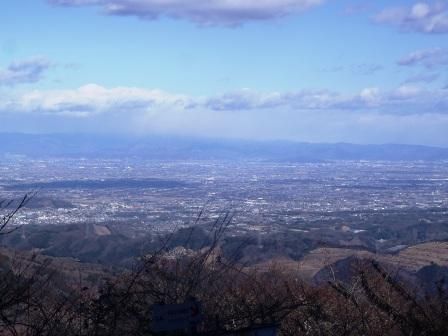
2,156 -> 448,262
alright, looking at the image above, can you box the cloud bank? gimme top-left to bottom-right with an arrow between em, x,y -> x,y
48,0 -> 324,26
375,2 -> 448,34
1,83 -> 448,146
0,57 -> 51,86
2,84 -> 446,117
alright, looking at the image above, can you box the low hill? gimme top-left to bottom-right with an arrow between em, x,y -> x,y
0,247 -> 113,288
296,241 -> 448,280
0,223 -> 149,266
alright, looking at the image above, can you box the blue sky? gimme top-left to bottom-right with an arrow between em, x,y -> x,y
1,0 -> 448,146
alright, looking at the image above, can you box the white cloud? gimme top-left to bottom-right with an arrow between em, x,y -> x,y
411,3 -> 431,19
48,0 -> 324,26
359,87 -> 380,104
375,2 -> 448,34
5,84 -> 190,117
2,83 -> 447,117
391,85 -> 423,99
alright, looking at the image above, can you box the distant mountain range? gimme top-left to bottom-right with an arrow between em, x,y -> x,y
1,133 -> 448,162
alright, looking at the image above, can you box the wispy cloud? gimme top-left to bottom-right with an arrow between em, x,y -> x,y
320,64 -> 383,75
398,48 -> 448,68
404,72 -> 439,84
351,64 -> 383,75
0,57 -> 51,86
48,0 -> 324,26
375,2 -> 448,34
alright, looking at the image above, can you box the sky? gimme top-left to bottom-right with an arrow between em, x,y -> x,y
1,0 -> 448,146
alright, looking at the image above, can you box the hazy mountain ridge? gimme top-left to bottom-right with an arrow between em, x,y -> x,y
1,133 -> 448,161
